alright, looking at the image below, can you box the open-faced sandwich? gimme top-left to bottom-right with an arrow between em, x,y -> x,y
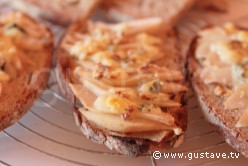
0,11 -> 53,131
188,23 -> 248,157
57,17 -> 188,156
13,0 -> 101,25
101,0 -> 195,30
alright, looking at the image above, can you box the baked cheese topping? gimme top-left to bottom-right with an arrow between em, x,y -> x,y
196,23 -> 248,128
0,11 -> 50,96
63,19 -> 187,137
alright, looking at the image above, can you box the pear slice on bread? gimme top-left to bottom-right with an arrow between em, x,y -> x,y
57,18 -> 187,156
188,23 -> 248,158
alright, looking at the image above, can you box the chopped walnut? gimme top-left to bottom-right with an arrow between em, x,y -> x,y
125,105 -> 135,113
121,112 -> 132,120
139,64 -> 154,73
214,86 -> 225,96
110,54 -> 121,61
115,91 -> 129,99
92,63 -> 110,79
121,105 -> 137,120
139,92 -> 156,100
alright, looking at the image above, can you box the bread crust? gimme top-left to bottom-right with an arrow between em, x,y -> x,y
101,0 -> 195,30
56,21 -> 187,156
21,0 -> 101,25
188,34 -> 248,157
0,11 -> 54,131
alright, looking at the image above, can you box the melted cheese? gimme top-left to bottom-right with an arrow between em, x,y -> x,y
66,20 -> 187,138
210,41 -> 248,65
93,94 -> 139,114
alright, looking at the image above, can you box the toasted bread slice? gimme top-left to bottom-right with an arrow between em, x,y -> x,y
0,11 -> 53,131
56,18 -> 188,156
15,0 -> 101,25
188,23 -> 248,157
101,0 -> 195,30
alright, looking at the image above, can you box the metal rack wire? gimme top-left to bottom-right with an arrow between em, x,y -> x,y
1,0 -> 248,165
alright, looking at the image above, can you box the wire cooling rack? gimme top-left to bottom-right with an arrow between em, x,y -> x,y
1,0 -> 248,165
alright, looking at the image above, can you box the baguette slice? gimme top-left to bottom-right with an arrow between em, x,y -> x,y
101,0 -> 195,30
56,18 -> 188,156
0,11 -> 53,130
11,0 -> 101,25
188,23 -> 248,157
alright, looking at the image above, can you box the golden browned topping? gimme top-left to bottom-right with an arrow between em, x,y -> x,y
0,11 -> 50,96
196,23 -> 248,128
63,18 -> 187,136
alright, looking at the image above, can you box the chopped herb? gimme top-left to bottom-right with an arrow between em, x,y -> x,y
121,112 -> 132,120
110,54 -> 121,61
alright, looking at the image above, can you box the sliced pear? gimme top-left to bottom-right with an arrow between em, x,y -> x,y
80,109 -> 178,133
81,78 -> 109,96
139,64 -> 183,81
236,108 -> 248,128
224,83 -> 248,110
111,17 -> 164,36
69,83 -> 96,109
132,111 -> 175,126
126,130 -> 169,142
139,99 -> 181,107
161,82 -> 188,93
138,91 -> 181,107
75,65 -> 183,87
88,106 -> 175,126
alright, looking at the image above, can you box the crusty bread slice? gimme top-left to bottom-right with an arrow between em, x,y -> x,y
188,26 -> 248,157
101,0 -> 195,30
15,0 -> 101,25
56,19 -> 188,156
0,11 -> 53,131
